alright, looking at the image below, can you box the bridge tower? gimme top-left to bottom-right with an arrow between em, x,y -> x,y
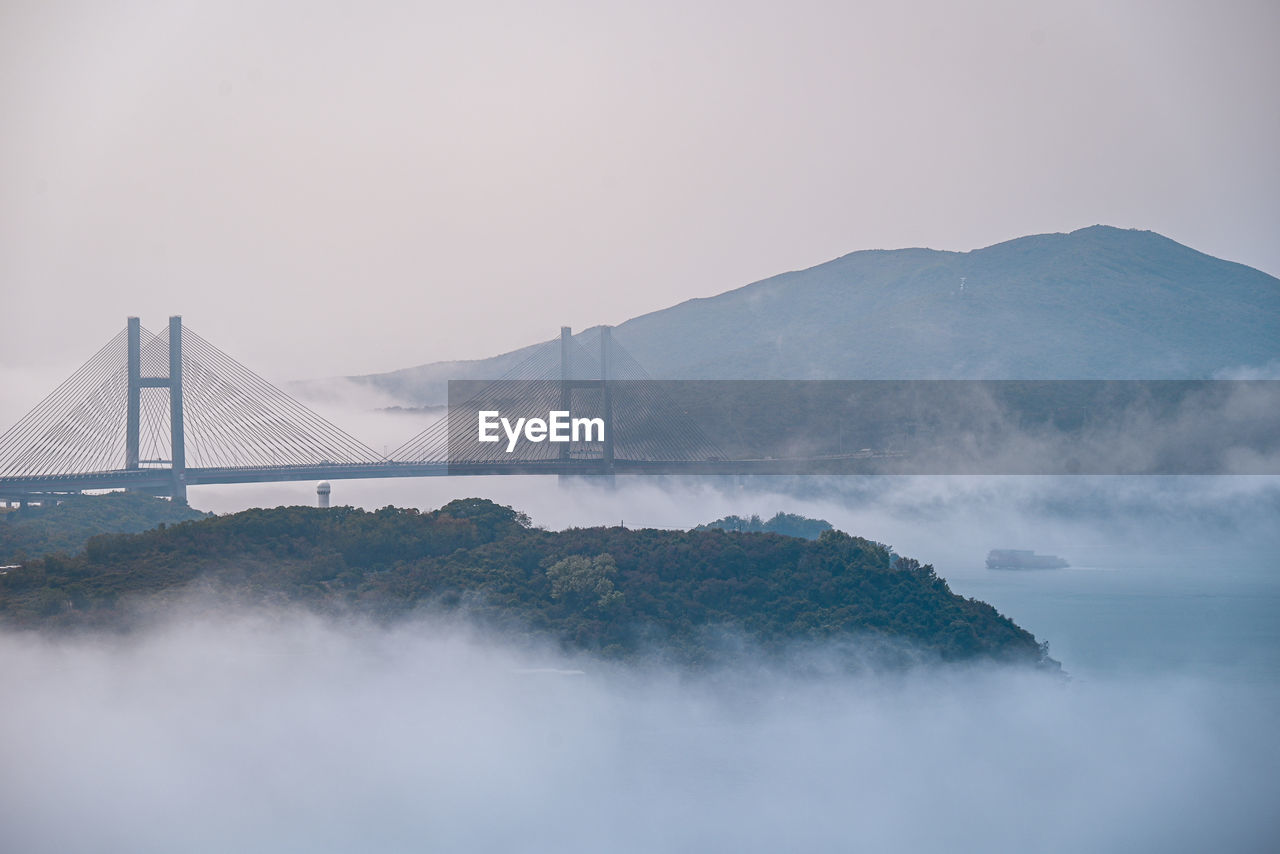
557,325 -> 614,480
559,326 -> 572,463
126,315 -> 187,502
600,325 -> 614,469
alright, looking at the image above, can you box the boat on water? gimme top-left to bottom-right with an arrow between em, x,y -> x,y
986,549 -> 1069,570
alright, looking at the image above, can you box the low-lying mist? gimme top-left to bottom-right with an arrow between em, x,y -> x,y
1,606 -> 1276,853
190,472 -> 1280,575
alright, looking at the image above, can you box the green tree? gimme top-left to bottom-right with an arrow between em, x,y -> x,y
545,553 -> 623,609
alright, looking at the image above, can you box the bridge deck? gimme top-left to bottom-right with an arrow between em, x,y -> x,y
0,457 -> 899,498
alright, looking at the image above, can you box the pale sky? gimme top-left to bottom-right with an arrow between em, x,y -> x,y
3,0 -> 1277,404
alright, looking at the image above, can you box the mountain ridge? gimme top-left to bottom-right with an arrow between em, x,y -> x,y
327,226 -> 1280,405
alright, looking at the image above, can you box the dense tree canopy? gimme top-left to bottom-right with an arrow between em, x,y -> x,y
696,512 -> 833,540
0,497 -> 1054,669
0,492 -> 209,563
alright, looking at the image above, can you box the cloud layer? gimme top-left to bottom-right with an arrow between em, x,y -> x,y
1,608 -> 1275,853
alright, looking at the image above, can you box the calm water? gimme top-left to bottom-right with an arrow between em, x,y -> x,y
950,563 -> 1280,684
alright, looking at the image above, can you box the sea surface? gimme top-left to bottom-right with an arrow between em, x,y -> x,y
949,559 -> 1280,685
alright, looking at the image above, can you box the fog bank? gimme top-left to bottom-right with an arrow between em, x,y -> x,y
1,609 -> 1275,853
189,473 -> 1280,572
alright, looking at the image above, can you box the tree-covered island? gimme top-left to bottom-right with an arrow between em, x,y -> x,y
0,497 -> 1056,669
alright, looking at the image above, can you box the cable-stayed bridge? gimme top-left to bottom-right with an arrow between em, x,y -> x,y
0,318 -> 727,502
9,317 -> 1270,500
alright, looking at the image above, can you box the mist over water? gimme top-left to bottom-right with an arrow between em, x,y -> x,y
3,0 -> 1276,845
185,463 -> 1280,682
6,397 -> 1278,850
0,608 -> 1276,854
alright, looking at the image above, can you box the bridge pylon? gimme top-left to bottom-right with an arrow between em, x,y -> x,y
125,316 -> 186,501
0,316 -> 383,502
555,325 -> 616,486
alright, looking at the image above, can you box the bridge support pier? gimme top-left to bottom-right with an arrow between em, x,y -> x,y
169,316 -> 186,503
126,318 -> 141,469
556,324 -> 616,487
559,326 -> 572,464
601,326 -> 613,470
123,316 -> 186,502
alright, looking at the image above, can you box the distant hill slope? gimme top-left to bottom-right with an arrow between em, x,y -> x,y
696,512 -> 834,541
0,493 -> 210,562
348,226 -> 1280,404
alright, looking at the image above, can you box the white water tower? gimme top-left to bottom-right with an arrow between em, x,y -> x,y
316,481 -> 331,508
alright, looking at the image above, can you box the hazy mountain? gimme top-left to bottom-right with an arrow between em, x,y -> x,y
343,226 -> 1280,405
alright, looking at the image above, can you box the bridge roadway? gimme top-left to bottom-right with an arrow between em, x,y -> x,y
0,456 -> 893,499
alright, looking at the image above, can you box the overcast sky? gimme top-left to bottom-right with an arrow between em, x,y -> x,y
3,0 -> 1277,397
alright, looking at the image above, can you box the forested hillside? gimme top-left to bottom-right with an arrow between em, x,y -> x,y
696,512 -> 833,540
0,492 -> 209,563
0,498 -> 1052,668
